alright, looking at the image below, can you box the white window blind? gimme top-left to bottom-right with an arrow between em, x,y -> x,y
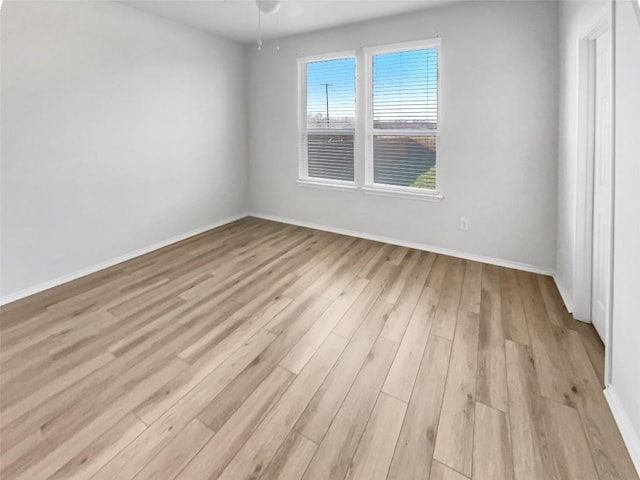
366,43 -> 439,193
300,55 -> 356,184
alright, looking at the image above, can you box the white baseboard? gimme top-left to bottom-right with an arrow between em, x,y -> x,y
1,211 -> 557,306
553,274 -> 574,314
0,213 -> 247,306
604,386 -> 640,476
248,212 -> 555,276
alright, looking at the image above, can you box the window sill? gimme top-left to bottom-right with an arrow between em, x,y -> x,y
297,179 -> 358,193
362,186 -> 443,202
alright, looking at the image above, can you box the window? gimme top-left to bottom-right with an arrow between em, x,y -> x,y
298,53 -> 356,188
297,41 -> 441,199
365,40 -> 440,197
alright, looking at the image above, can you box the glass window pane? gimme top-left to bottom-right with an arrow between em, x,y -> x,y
306,58 -> 356,130
307,133 -> 355,182
372,48 -> 438,130
373,135 -> 437,189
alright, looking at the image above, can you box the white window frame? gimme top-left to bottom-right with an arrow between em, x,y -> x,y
363,39 -> 442,200
297,50 -> 358,192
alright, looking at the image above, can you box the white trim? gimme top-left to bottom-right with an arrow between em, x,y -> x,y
303,129 -> 355,136
248,212 -> 554,276
298,60 -> 306,174
603,386 -> 640,476
296,50 -> 358,65
2,210 -> 558,306
362,37 -> 442,56
361,186 -> 443,202
371,129 -> 438,137
607,0 -> 618,390
574,3 -> 612,323
553,274 -> 575,315
573,28 -> 596,322
573,4 -> 615,384
0,213 -> 247,306
296,179 -> 358,192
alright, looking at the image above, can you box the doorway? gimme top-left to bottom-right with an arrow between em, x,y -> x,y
590,27 -> 612,342
574,6 -> 613,383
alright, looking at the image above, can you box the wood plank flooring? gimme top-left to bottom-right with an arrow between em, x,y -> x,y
0,217 -> 637,480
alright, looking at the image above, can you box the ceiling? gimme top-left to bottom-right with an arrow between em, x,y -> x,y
121,0 -> 453,44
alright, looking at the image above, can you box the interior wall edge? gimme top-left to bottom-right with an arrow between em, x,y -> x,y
0,213 -> 247,307
604,386 -> 640,476
2,209 -> 561,308
553,273 -> 574,314
249,211 -> 556,276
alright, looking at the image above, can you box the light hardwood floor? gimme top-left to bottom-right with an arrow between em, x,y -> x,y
0,217 -> 637,480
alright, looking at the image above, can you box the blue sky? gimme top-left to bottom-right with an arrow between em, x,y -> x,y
306,48 -> 438,128
306,57 -> 356,126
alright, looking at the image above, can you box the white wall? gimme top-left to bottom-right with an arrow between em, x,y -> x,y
609,0 -> 640,470
0,1 -> 248,299
556,0 -> 608,314
248,0 -> 559,271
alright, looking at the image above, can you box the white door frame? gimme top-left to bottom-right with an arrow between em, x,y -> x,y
573,4 -> 614,385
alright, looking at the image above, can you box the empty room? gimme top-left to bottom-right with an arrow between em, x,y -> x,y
1,0 -> 639,478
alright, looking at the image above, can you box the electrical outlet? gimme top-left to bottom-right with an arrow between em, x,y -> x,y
459,216 -> 469,231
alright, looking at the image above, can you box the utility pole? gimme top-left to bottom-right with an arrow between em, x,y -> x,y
320,83 -> 331,128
